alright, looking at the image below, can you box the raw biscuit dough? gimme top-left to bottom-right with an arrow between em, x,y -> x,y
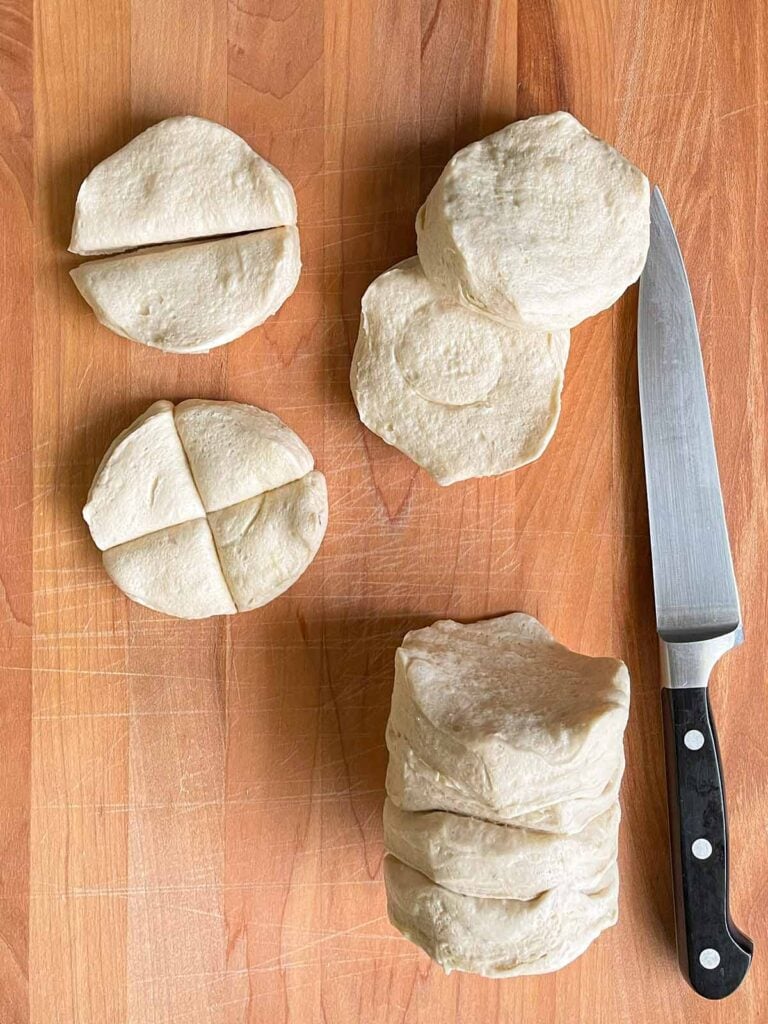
103,518 -> 237,620
83,400 -> 204,551
387,613 -> 629,817
208,472 -> 328,611
386,726 -> 624,834
85,400 -> 327,619
70,116 -> 297,255
383,799 -> 619,900
350,257 -> 569,485
416,111 -> 650,329
70,227 -> 300,354
384,856 -> 619,978
174,400 -> 313,512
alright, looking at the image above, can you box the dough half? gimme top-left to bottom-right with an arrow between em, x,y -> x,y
386,725 -> 624,834
208,471 -> 328,611
384,856 -> 619,978
350,257 -> 569,486
174,400 -> 314,512
83,400 -> 205,551
387,612 -> 629,814
416,111 -> 650,330
70,116 -> 297,255
102,518 -> 237,619
383,799 -> 619,900
70,228 -> 301,354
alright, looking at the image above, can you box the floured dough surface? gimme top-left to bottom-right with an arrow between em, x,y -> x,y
386,726 -> 624,833
103,519 -> 237,619
174,400 -> 313,512
208,472 -> 328,611
83,400 -> 205,551
417,112 -> 650,329
383,799 -> 619,900
70,116 -> 297,255
85,400 -> 326,619
388,613 -> 629,816
384,856 -> 619,978
70,228 -> 300,354
350,258 -> 569,485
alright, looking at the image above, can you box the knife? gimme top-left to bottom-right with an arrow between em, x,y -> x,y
638,187 -> 753,999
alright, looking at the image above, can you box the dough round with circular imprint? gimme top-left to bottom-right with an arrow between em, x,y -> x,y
386,727 -> 624,834
387,613 -> 629,817
208,472 -> 328,611
174,400 -> 313,512
416,112 -> 650,330
70,228 -> 301,354
70,116 -> 297,255
103,518 -> 237,619
383,800 -> 619,900
83,400 -> 205,551
384,856 -> 618,977
85,400 -> 326,619
350,258 -> 569,485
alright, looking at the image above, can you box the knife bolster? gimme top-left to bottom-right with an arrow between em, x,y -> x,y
659,630 -> 741,689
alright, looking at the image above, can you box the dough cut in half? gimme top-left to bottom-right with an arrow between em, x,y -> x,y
416,111 -> 650,330
383,799 -> 619,900
384,856 -> 619,978
103,518 -> 237,620
70,227 -> 300,354
350,258 -> 569,485
83,400 -> 205,551
208,472 -> 328,612
387,613 -> 629,818
85,400 -> 327,619
174,400 -> 313,512
386,727 -> 624,834
70,116 -> 297,255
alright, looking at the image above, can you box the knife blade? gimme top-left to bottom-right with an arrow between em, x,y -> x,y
638,186 -> 753,999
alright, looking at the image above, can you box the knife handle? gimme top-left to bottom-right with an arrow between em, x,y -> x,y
661,685 -> 753,999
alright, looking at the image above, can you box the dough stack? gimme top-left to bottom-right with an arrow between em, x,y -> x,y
351,111 -> 650,485
383,612 -> 630,977
69,116 -> 301,353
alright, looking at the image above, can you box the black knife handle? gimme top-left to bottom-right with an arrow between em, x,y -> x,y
661,685 -> 753,999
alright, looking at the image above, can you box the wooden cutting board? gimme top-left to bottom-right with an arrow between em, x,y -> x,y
0,1 -> 766,1021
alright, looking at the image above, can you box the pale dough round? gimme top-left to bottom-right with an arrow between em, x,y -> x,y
386,725 -> 624,834
70,227 -> 300,354
384,799 -> 619,900
84,400 -> 327,619
416,111 -> 650,330
384,856 -> 619,978
387,613 -> 629,817
70,116 -> 297,255
350,258 -> 569,485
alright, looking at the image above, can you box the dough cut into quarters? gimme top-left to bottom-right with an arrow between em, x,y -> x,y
416,111 -> 650,330
386,726 -> 624,834
384,856 -> 619,978
387,613 -> 629,816
85,400 -> 327,619
102,518 -> 237,620
208,471 -> 328,611
70,116 -> 297,255
70,227 -> 301,354
350,257 -> 569,485
174,400 -> 314,512
383,799 -> 619,900
83,400 -> 205,551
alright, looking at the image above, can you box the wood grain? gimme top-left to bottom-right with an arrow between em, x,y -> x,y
0,0 -> 764,1020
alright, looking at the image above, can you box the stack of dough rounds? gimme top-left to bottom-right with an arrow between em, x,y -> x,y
383,612 -> 630,977
84,400 -> 327,619
350,112 -> 649,484
69,116 -> 300,353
